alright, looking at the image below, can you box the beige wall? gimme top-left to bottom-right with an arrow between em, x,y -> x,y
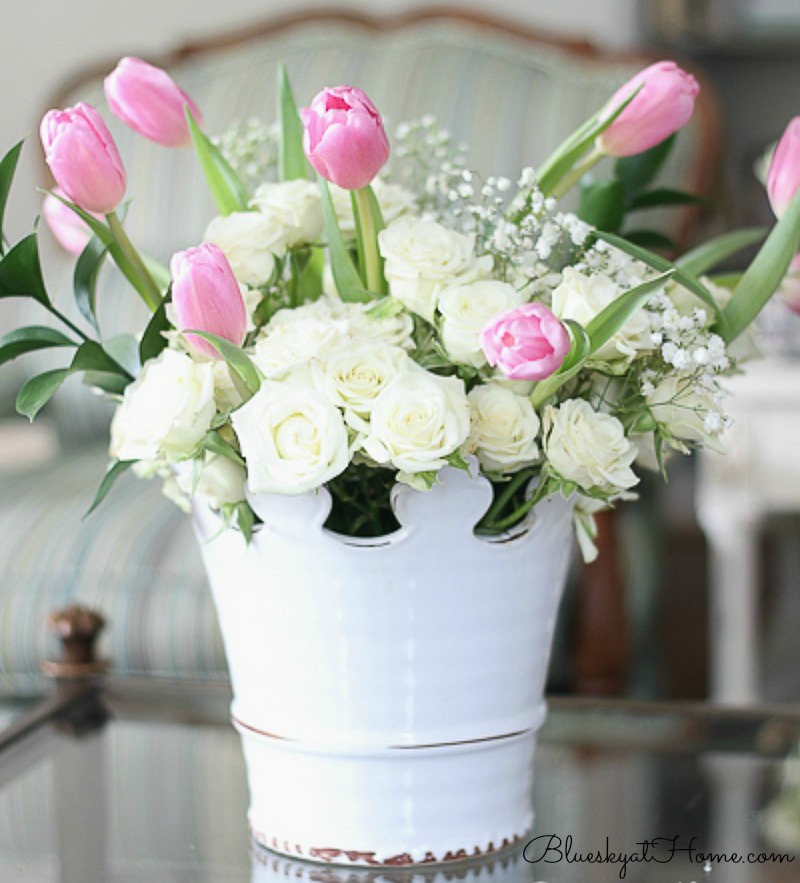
2,1 -> 640,231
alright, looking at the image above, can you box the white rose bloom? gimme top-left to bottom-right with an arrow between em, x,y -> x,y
646,373 -> 726,452
544,398 -> 638,493
339,301 -> 415,349
251,179 -> 324,248
253,305 -> 350,379
110,349 -> 216,462
438,280 -> 526,367
313,341 -> 411,425
175,453 -> 246,509
467,383 -> 540,473
551,267 -> 651,360
331,178 -> 416,236
362,370 -> 470,474
204,212 -> 279,286
232,381 -> 350,495
378,216 -> 492,322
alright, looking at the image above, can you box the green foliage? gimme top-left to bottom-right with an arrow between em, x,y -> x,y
278,65 -> 310,182
73,236 -> 107,333
139,296 -> 171,365
318,178 -> 373,302
203,429 -> 245,466
723,187 -> 800,342
0,141 -> 23,255
0,326 -> 75,366
615,135 -> 676,196
578,180 -> 625,232
186,109 -> 249,215
85,460 -> 133,518
0,234 -> 50,305
676,228 -> 767,276
186,331 -> 262,394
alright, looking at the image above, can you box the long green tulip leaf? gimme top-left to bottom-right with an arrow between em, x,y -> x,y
187,109 -> 249,215
279,65 -> 310,181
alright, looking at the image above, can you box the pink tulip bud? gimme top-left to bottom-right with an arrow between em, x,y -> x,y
40,102 -> 126,214
105,57 -> 202,149
170,243 -> 247,359
301,86 -> 389,190
42,189 -> 100,255
481,302 -> 571,382
596,61 -> 699,158
767,117 -> 800,219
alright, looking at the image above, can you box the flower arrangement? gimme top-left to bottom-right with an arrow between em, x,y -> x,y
3,57 -> 800,557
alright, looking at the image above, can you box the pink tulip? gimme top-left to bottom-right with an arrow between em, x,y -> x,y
481,302 -> 571,382
767,117 -> 800,219
596,61 -> 699,158
301,86 -> 389,190
105,57 -> 202,148
42,189 -> 100,255
40,102 -> 126,214
170,243 -> 247,359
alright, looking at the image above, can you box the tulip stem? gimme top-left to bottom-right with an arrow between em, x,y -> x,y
106,212 -> 163,312
353,187 -> 383,294
550,147 -> 604,200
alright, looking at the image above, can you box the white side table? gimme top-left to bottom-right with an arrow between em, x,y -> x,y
697,356 -> 800,704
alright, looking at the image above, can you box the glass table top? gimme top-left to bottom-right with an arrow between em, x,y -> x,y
1,678 -> 799,883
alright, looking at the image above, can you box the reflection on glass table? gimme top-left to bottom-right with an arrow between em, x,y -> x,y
0,679 -> 799,883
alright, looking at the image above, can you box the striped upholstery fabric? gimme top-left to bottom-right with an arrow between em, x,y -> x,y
0,16 -> 709,693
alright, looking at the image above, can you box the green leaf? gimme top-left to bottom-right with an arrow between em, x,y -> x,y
615,134 -> 676,197
676,227 -> 767,276
445,450 -> 470,471
187,331 -> 262,394
0,326 -> 75,367
296,245 -> 325,302
235,501 -> 256,543
623,229 -> 678,251
536,85 -> 641,196
586,271 -> 673,355
73,235 -> 107,334
0,141 -> 23,255
722,187 -> 800,342
578,179 -> 625,232
81,370 -> 129,395
85,459 -> 133,518
139,296 -> 171,365
187,109 -> 249,215
594,230 -> 728,333
16,368 -> 72,420
629,188 -> 708,210
203,429 -> 245,466
529,321 -> 591,408
318,178 -> 373,303
278,65 -> 310,181
104,334 -> 140,376
72,339 -> 133,379
0,234 -> 50,305
47,191 -> 114,247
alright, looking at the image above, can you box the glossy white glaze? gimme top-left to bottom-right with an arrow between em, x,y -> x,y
194,465 -> 574,865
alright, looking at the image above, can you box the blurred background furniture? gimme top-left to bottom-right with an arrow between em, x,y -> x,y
698,355 -> 800,704
0,8 -> 719,697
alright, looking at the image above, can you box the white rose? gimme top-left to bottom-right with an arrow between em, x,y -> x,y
110,349 -> 216,462
252,304 -> 350,379
232,381 -> 350,495
204,212 -> 279,286
331,177 -> 416,236
362,370 -> 470,474
551,267 -> 651,360
251,179 -> 324,248
544,398 -> 638,493
176,453 -> 246,509
312,341 -> 411,425
378,216 -> 492,322
438,280 -> 526,367
338,301 -> 415,349
467,384 -> 540,473
646,373 -> 726,451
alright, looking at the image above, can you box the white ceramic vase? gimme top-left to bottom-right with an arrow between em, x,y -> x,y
192,465 -> 574,867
